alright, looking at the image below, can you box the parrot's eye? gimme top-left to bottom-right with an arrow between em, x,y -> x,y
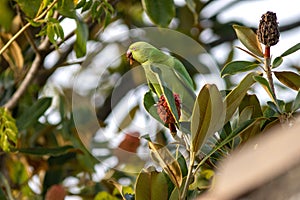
126,50 -> 135,65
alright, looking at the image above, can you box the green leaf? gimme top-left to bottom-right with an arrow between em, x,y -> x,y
0,172 -> 14,200
191,84 -> 224,154
17,145 -> 77,156
57,0 -> 76,18
238,106 -> 253,125
135,169 -> 168,200
141,0 -> 175,27
239,94 -> 263,118
74,18 -> 88,58
17,97 -> 52,130
232,24 -> 264,57
0,108 -> 18,152
292,90 -> 300,112
253,75 -> 276,101
94,191 -> 119,200
148,142 -> 182,188
15,0 -> 42,18
144,91 -> 164,124
221,61 -> 260,77
274,71 -> 300,91
224,72 -> 260,123
281,43 -> 300,57
272,56 -> 283,68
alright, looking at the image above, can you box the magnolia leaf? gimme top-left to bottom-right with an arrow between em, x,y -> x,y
238,106 -> 253,126
292,90 -> 300,112
148,142 -> 182,188
281,43 -> 300,57
232,24 -> 264,57
142,0 -> 175,27
143,91 -> 164,124
274,71 -> 300,91
191,84 -> 224,154
253,75 -> 276,102
272,56 -> 283,68
221,61 -> 260,77
224,72 -> 260,123
135,169 -> 168,200
239,94 -> 263,118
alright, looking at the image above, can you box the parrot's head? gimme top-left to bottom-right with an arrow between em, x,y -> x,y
126,41 -> 156,65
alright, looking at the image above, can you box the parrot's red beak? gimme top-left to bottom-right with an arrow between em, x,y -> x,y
126,50 -> 135,65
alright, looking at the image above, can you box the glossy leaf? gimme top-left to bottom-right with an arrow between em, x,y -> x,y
144,91 -> 164,124
274,71 -> 300,91
224,72 -> 260,123
0,108 -> 18,152
221,61 -> 260,77
272,56 -> 283,68
239,118 -> 264,142
17,97 -> 52,130
281,43 -> 300,57
232,24 -> 264,57
253,75 -> 276,101
239,94 -> 263,118
148,142 -> 182,188
142,0 -> 175,27
292,90 -> 300,112
135,169 -> 168,200
74,18 -> 88,58
191,84 -> 224,154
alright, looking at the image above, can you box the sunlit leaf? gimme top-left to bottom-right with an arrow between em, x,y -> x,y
280,43 -> 300,57
94,191 -> 119,200
17,97 -> 52,130
253,75 -> 276,102
224,72 -> 260,123
135,169 -> 168,200
274,71 -> 300,91
191,84 -> 224,154
142,0 -> 175,27
0,108 -> 18,152
148,142 -> 182,188
232,24 -> 264,57
221,61 -> 260,77
74,18 -> 88,58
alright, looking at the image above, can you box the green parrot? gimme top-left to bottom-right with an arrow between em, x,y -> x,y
126,41 -> 196,124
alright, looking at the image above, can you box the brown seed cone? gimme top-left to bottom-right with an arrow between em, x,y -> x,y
257,11 -> 280,46
157,94 -> 181,132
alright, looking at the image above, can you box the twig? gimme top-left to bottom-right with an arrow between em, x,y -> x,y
4,54 -> 42,110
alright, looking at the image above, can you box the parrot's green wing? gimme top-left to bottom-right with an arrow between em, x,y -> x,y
173,58 -> 195,90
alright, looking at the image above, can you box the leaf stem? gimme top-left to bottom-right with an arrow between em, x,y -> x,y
264,46 -> 277,101
181,151 -> 195,199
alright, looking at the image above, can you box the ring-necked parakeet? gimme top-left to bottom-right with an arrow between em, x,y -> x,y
126,41 -> 196,126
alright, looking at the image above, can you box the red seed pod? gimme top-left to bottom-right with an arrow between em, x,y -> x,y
157,93 -> 181,133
